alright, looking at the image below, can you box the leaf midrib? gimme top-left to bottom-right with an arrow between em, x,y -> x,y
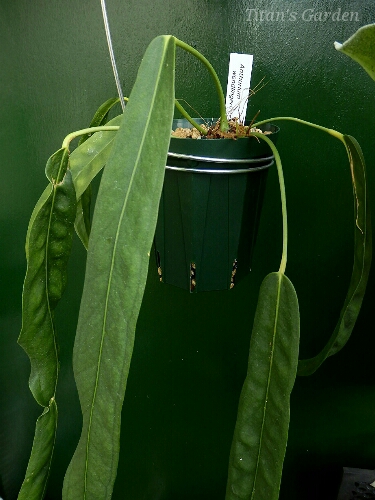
82,44 -> 170,498
251,273 -> 282,500
43,152 -> 68,402
41,400 -> 58,499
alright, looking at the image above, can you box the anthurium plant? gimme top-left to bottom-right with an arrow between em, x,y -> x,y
17,33 -> 371,500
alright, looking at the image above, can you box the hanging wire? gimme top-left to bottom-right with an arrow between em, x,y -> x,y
100,0 -> 125,112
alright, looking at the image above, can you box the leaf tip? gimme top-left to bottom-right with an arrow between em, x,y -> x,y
334,41 -> 343,51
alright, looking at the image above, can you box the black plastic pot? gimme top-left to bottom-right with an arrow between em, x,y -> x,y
154,118 -> 279,292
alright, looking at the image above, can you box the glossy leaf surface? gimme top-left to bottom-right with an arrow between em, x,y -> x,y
335,23 -> 375,82
19,148 -> 76,406
18,148 -> 76,499
226,272 -> 300,500
62,35 -> 175,500
17,399 -> 57,500
298,135 -> 371,375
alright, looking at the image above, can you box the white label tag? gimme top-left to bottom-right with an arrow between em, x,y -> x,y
225,53 -> 254,124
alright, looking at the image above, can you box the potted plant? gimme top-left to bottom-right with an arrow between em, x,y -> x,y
17,32 -> 371,500
154,116 -> 278,292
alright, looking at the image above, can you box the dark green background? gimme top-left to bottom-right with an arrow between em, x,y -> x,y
1,1 -> 374,499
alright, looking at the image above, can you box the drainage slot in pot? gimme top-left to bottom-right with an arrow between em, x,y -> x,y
190,262 -> 196,292
230,259 -> 238,289
156,251 -> 163,282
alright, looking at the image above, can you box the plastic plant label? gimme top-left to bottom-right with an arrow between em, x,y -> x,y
225,53 -> 253,124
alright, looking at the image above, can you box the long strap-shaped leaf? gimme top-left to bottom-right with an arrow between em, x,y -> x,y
226,131 -> 300,500
298,135 -> 371,375
225,273 -> 300,500
19,148 -> 76,405
62,35 -> 175,500
18,148 -> 76,499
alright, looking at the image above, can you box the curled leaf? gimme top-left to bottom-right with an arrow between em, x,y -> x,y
18,148 -> 76,499
298,135 -> 371,375
19,148 -> 77,405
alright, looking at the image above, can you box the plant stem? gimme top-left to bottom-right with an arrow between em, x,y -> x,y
251,133 -> 288,274
253,116 -> 343,140
251,119 -> 347,273
174,100 -> 208,135
173,37 -> 229,132
62,126 -> 119,149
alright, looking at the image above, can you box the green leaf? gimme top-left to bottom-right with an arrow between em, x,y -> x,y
62,35 -> 176,500
75,98 -> 121,247
71,116 -> 122,249
17,399 -> 57,500
334,23 -> 375,82
19,148 -> 77,406
70,114 -> 122,199
226,272 -> 300,500
25,186 -> 51,260
18,149 -> 76,499
25,117 -> 122,253
74,185 -> 92,249
33,117 -> 122,207
298,135 -> 371,375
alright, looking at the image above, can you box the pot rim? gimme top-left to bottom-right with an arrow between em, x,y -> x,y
165,158 -> 274,174
167,152 -> 274,164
